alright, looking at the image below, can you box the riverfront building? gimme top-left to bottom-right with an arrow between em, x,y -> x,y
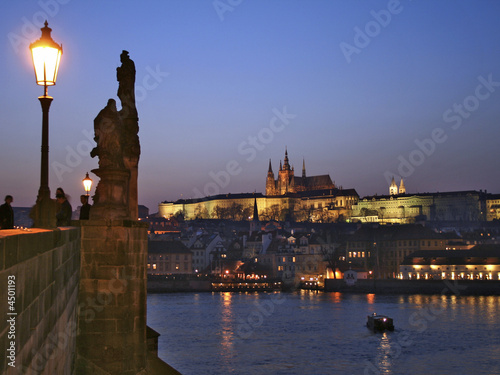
399,245 -> 500,280
345,224 -> 460,279
147,240 -> 193,275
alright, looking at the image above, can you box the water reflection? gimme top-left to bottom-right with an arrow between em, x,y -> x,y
376,332 -> 394,374
366,293 -> 375,304
219,292 -> 235,367
329,292 -> 343,304
147,293 -> 500,375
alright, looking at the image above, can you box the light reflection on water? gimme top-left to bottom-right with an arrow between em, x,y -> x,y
147,292 -> 500,375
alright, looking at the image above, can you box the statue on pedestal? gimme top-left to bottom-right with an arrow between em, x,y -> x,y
90,51 -> 140,220
90,99 -> 124,169
117,50 -> 140,219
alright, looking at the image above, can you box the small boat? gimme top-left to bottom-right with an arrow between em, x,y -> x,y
366,313 -> 394,332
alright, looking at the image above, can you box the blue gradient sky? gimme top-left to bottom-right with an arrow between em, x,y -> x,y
1,0 -> 500,212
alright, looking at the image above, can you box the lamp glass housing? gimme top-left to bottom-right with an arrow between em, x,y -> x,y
30,21 -> 62,87
83,173 -> 93,194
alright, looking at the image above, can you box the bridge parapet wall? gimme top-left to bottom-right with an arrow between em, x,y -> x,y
0,227 -> 81,375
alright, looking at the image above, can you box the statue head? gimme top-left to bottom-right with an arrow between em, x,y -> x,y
106,98 -> 117,111
120,50 -> 130,63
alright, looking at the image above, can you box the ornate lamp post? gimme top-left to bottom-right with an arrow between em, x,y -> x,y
82,172 -> 93,196
30,21 -> 63,227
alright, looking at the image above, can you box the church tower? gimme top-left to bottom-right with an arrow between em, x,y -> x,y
399,178 -> 406,195
278,148 -> 294,194
266,159 -> 277,196
389,177 -> 398,196
249,195 -> 260,235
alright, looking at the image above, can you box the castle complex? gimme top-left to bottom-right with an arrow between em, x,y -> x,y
158,150 -> 500,224
159,149 -> 358,222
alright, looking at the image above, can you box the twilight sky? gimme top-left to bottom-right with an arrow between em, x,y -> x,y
1,0 -> 500,212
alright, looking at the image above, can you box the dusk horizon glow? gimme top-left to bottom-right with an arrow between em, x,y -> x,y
1,1 -> 500,213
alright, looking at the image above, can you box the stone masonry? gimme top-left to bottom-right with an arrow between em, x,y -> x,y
0,227 -> 80,375
75,219 -> 149,375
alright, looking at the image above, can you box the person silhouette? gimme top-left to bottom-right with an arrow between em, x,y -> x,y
0,195 -> 14,229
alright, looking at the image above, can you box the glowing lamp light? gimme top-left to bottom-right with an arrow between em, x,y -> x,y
30,21 -> 62,228
30,21 -> 63,90
82,172 -> 93,195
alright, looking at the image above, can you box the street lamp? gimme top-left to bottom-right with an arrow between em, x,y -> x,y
82,172 -> 93,196
30,21 -> 63,228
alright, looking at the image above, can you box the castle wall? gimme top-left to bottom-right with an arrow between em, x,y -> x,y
158,192 -> 356,222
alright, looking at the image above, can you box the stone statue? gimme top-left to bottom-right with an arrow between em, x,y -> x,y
117,50 -> 140,219
90,99 -> 124,169
90,51 -> 141,220
117,50 -> 137,119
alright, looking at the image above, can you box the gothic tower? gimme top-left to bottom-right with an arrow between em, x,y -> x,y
266,159 -> 277,195
301,158 -> 307,191
278,148 -> 294,194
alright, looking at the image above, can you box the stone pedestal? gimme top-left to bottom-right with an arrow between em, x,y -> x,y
32,195 -> 57,228
90,168 -> 130,220
76,219 -> 148,375
123,156 -> 139,220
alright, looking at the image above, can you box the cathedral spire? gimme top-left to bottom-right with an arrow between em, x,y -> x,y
283,147 -> 290,171
252,196 -> 259,222
268,159 -> 273,174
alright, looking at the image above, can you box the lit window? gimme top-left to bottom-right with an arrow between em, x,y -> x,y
153,264 -> 157,270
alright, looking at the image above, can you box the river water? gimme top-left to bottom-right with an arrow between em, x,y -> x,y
147,291 -> 500,375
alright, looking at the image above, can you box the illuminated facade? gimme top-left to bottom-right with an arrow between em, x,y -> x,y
254,233 -> 331,286
351,190 -> 488,224
265,149 -> 335,195
399,245 -> 500,280
158,150 -> 358,222
346,224 -> 453,278
389,177 -> 406,196
486,194 -> 500,221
